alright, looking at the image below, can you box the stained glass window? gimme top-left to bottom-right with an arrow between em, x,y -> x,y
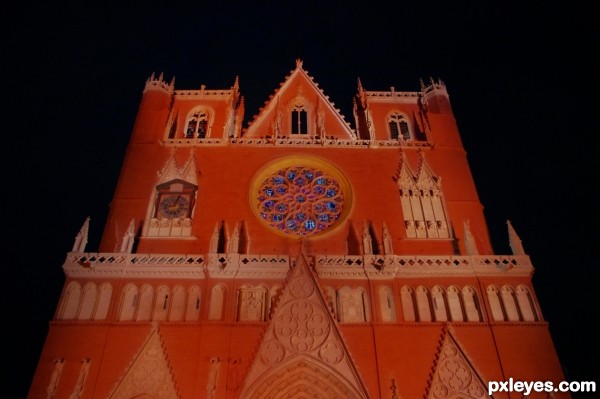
256,166 -> 344,236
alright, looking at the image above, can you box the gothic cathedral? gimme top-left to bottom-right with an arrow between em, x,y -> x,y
28,60 -> 568,398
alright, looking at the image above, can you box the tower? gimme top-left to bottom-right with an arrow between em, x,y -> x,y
28,60 -> 569,398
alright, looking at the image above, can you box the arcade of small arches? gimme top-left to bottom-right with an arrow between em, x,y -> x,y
56,281 -> 539,324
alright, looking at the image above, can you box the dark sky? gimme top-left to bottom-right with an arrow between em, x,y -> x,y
5,3 -> 598,397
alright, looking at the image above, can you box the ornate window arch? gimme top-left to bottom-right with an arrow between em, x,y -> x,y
387,111 -> 411,140
185,107 -> 211,138
288,97 -> 312,135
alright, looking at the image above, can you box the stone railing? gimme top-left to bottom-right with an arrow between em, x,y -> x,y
162,137 -> 431,148
63,252 -> 532,280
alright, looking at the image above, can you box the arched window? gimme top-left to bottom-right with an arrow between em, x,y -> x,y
291,104 -> 308,134
486,285 -> 505,321
78,283 -> 98,320
208,284 -> 226,321
400,286 -> 416,322
94,283 -> 112,320
59,282 -> 82,320
447,286 -> 464,321
169,286 -> 186,321
416,286 -> 432,322
388,112 -> 411,140
378,285 -> 397,322
136,285 -> 154,321
462,286 -> 481,322
431,286 -> 448,321
185,286 -> 202,321
516,285 -> 539,321
501,285 -> 521,321
118,284 -> 138,321
185,109 -> 209,138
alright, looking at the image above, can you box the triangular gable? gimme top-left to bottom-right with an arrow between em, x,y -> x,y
109,327 -> 180,399
425,328 -> 491,399
243,59 -> 355,139
157,150 -> 199,186
395,150 -> 418,190
415,151 -> 440,190
239,253 -> 370,398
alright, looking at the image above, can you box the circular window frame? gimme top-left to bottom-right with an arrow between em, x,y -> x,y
249,155 -> 353,239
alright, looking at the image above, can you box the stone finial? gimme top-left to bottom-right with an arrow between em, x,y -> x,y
463,220 -> 479,255
73,217 -> 90,253
507,220 -> 526,255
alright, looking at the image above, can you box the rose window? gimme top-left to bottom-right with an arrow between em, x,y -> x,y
256,166 -> 344,236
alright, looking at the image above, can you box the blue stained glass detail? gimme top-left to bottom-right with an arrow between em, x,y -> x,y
304,220 -> 316,230
318,214 -> 330,222
257,165 -> 345,236
286,220 -> 298,230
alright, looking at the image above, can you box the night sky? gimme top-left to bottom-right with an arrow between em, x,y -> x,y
6,3 -> 598,397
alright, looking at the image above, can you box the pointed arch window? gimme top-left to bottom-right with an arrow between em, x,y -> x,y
185,109 -> 209,138
291,104 -> 308,134
388,112 -> 410,140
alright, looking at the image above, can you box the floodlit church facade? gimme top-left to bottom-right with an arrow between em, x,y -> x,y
28,60 -> 569,398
